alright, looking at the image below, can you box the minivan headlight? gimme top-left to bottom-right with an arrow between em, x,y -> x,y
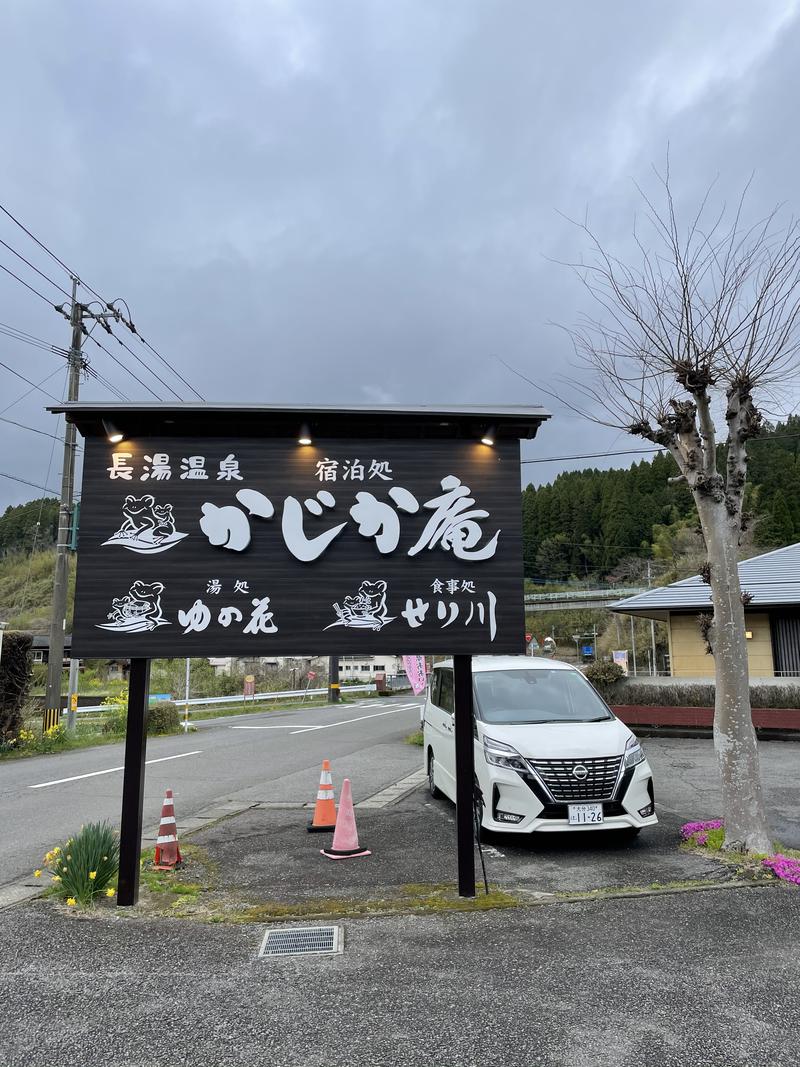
624,735 -> 646,768
483,736 -> 528,772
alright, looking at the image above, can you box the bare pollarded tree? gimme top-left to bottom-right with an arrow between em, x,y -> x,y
563,172 -> 800,852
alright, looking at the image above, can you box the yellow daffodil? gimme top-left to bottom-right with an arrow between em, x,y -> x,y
33,870 -> 42,878
51,875 -> 61,882
105,888 -> 115,898
88,871 -> 97,881
66,897 -> 76,907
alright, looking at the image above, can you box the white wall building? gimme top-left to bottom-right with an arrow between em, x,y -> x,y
337,654 -> 404,678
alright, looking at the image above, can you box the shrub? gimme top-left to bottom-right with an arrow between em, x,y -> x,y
30,662 -> 47,691
40,821 -> 119,907
148,701 -> 180,734
101,692 -> 181,736
616,680 -> 800,709
0,631 -> 32,741
584,660 -> 625,701
101,688 -> 128,735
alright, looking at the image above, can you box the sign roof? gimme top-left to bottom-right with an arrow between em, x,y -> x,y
50,402 -> 550,441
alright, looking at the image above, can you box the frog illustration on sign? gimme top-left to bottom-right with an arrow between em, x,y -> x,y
103,495 -> 187,554
325,579 -> 395,631
97,580 -> 169,632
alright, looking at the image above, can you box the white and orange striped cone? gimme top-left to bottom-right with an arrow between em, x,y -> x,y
320,778 -> 371,860
307,759 -> 337,833
153,788 -> 183,870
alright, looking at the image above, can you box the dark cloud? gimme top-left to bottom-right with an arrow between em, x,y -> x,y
1,0 -> 799,508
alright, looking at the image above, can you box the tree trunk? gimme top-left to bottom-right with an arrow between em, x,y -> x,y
697,498 -> 772,853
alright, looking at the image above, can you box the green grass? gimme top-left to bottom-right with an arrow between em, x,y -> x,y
405,729 -> 424,746
0,548 -> 74,631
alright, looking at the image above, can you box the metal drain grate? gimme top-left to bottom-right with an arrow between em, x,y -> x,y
258,925 -> 343,957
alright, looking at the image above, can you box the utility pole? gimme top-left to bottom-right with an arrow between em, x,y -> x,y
182,658 -> 191,732
44,278 -> 85,732
327,655 -> 340,703
630,615 -> 638,677
647,560 -> 658,676
66,657 -> 80,731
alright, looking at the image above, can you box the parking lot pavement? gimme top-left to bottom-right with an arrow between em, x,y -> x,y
2,887 -> 798,1067
189,733 -> 800,903
640,736 -> 800,848
191,784 -> 728,906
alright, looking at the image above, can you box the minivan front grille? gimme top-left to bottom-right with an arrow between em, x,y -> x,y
527,755 -> 622,802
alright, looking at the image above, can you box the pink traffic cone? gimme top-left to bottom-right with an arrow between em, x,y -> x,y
320,778 -> 371,860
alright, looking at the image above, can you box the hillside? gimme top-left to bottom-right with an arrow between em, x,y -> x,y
522,416 -> 800,583
0,549 -> 74,632
0,497 -> 59,557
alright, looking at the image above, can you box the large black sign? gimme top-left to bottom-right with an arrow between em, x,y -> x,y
71,436 -> 525,656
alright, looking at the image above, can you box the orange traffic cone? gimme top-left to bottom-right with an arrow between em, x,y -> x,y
153,788 -> 183,870
307,759 -> 337,833
321,778 -> 371,860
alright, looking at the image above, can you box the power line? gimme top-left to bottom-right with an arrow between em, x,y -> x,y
0,199 -> 203,401
0,365 -> 66,415
84,363 -> 130,402
0,470 -> 59,495
0,261 -> 55,306
87,334 -> 164,400
0,237 -> 71,299
521,431 -> 800,466
0,415 -> 68,442
104,326 -> 184,400
0,201 -> 74,277
135,332 -> 204,401
0,358 -> 63,403
0,321 -> 68,355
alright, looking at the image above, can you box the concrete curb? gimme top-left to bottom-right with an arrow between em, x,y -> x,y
356,769 -> 428,809
0,881 -> 44,912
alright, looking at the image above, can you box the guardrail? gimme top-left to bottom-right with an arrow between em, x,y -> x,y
74,683 -> 377,715
524,587 -> 646,603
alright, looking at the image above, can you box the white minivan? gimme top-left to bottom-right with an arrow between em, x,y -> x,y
423,655 -> 657,835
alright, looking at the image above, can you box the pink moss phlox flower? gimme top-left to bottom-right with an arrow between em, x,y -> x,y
695,832 -> 708,846
680,820 -> 723,841
762,854 -> 800,886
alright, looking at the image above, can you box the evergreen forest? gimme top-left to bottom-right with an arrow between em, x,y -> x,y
522,417 -> 800,585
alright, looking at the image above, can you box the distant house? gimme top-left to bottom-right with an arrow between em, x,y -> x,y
29,635 -> 128,679
611,544 -> 800,678
338,654 -> 404,679
31,635 -> 72,665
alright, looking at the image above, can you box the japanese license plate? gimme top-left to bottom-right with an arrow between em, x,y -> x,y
568,803 -> 603,825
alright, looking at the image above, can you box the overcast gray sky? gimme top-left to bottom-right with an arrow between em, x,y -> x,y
2,0 -> 800,511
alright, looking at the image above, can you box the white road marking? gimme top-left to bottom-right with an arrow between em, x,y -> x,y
290,706 -> 419,735
29,750 -> 203,789
229,725 -> 319,730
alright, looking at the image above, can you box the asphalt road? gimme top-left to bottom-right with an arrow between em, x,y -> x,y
0,694 -> 423,886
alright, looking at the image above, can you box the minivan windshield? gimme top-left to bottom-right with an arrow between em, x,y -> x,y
472,668 -> 613,725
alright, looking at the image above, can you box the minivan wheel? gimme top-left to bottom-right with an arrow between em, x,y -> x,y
428,751 -> 440,798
